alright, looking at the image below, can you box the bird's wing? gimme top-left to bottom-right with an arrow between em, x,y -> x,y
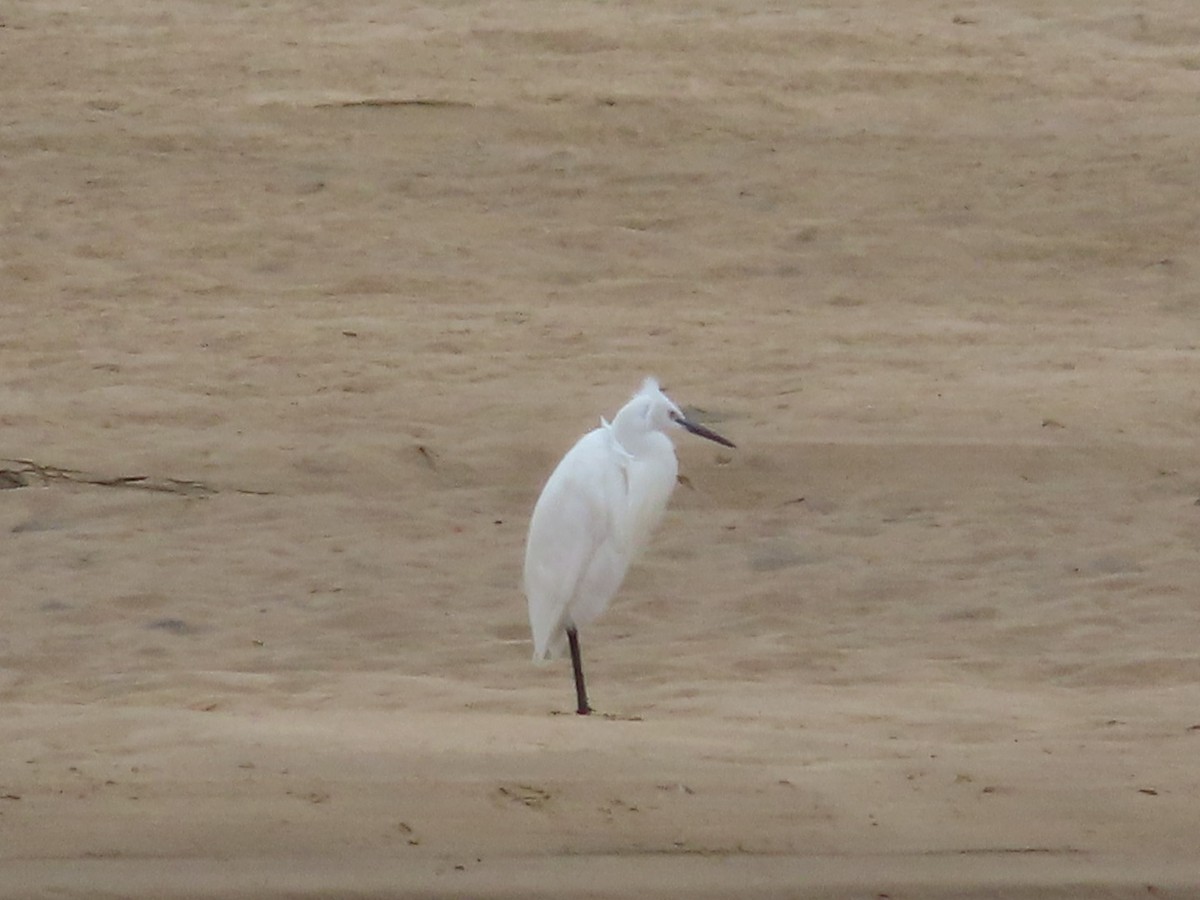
524,429 -> 631,660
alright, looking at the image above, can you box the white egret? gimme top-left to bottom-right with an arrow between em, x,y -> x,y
523,377 -> 735,715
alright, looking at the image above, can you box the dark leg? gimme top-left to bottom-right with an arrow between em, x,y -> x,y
566,626 -> 591,715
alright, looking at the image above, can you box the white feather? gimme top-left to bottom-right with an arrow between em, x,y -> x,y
523,378 -> 693,661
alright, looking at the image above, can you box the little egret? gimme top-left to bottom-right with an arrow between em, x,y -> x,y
523,377 -> 735,715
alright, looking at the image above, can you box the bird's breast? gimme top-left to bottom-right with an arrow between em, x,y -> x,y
618,445 -> 679,556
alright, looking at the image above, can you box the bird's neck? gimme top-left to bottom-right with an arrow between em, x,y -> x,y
610,407 -> 659,458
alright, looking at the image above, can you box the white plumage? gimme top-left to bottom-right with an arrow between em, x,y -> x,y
523,377 -> 735,714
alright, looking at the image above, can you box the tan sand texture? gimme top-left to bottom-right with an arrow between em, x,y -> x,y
2,0 -> 1199,896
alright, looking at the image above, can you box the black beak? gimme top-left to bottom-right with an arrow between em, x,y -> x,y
678,416 -> 736,449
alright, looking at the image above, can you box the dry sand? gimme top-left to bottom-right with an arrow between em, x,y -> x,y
3,0 -> 1200,896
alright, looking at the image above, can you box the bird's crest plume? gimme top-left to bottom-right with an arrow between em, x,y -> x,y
639,376 -> 663,397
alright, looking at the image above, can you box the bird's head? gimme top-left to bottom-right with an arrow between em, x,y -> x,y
624,377 -> 736,448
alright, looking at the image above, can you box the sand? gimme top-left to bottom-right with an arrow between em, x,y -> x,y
2,0 -> 1199,896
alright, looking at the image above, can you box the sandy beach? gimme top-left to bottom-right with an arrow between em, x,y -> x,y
2,1 -> 1199,896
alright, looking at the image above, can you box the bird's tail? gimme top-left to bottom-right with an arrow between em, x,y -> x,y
531,627 -> 570,662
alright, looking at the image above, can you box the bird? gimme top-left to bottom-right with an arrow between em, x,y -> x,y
523,377 -> 735,715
